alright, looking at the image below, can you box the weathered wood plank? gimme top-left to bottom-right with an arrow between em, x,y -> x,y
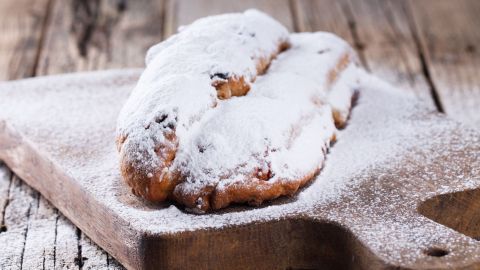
291,0 -> 354,42
36,0 -> 165,75
108,254 -> 125,270
346,0 -> 435,108
1,176 -> 125,270
0,0 -> 53,265
0,0 -> 51,80
292,0 -> 435,108
0,2 -> 52,266
1,167 -> 84,270
4,176 -> 37,229
1,175 -> 60,270
0,228 -> 28,269
31,0 -> 165,268
408,0 -> 480,126
164,0 -> 294,37
0,164 -> 17,270
0,163 -> 12,232
108,0 -> 165,69
54,216 -> 82,269
0,176 -> 37,269
81,233 -> 109,270
21,197 -> 57,270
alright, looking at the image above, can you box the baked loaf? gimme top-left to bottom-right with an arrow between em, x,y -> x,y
116,10 -> 360,212
117,10 -> 289,202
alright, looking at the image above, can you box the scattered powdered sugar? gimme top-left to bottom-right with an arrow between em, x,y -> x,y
1,46 -> 480,268
1,68 -> 480,265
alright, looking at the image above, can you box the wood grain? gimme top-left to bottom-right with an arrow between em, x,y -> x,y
291,0 -> 354,43
292,0 -> 435,108
408,0 -> 480,127
0,0 -> 168,268
0,0 -> 51,81
0,176 -> 37,269
164,0 -> 294,37
0,2 -> 55,265
81,233 -> 110,269
36,0 -> 165,75
24,0 -> 166,268
420,189 -> 480,241
0,163 -> 11,232
21,197 -> 57,270
346,0 -> 435,108
55,216 -> 83,269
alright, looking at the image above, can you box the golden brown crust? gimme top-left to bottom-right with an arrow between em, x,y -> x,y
327,53 -> 351,87
118,129 -> 179,202
212,41 -> 290,100
118,40 -> 356,211
171,110 -> 329,212
212,168 -> 319,210
172,166 -> 321,211
328,52 -> 354,127
213,76 -> 251,100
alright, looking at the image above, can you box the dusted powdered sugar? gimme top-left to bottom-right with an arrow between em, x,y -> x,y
145,9 -> 289,76
116,9 -> 289,173
116,9 -> 359,209
271,32 -> 358,121
173,33 -> 359,198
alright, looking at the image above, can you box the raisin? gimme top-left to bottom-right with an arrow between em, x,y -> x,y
155,114 -> 167,123
317,48 -> 331,54
210,72 -> 229,80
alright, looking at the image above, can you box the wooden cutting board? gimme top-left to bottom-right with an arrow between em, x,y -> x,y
0,69 -> 479,270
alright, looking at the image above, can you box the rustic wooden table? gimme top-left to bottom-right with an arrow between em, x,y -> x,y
0,0 -> 479,269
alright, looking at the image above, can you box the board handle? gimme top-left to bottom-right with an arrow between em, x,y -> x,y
306,207 -> 480,269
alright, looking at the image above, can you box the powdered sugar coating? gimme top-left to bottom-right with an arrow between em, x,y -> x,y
116,10 -> 360,209
116,9 -> 289,177
173,33 -> 360,203
145,9 -> 289,76
174,96 -> 334,193
270,32 -> 357,121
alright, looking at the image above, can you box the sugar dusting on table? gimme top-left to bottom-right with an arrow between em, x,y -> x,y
1,61 -> 480,266
116,72 -> 479,264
